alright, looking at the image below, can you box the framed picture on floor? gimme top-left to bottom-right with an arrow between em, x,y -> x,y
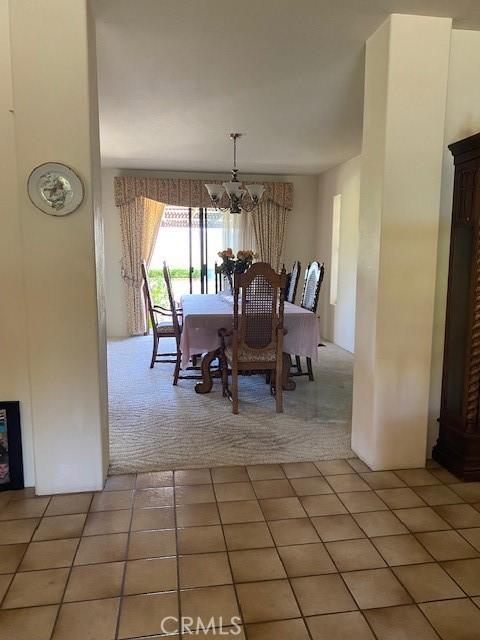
0,401 -> 24,491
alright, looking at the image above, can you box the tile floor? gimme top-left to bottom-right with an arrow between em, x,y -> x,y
0,459 -> 480,638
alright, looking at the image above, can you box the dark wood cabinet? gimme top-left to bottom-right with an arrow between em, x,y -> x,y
433,132 -> 480,480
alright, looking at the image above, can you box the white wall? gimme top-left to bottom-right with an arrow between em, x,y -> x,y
102,168 -> 318,337
316,156 -> 360,352
427,29 -> 480,454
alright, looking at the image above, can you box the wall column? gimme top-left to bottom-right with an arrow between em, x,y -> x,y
8,0 -> 108,494
352,14 -> 451,469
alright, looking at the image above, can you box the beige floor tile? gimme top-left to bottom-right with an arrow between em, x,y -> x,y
282,462 -> 320,478
90,490 -> 133,512
326,538 -> 386,571
311,514 -> 365,542
307,611 -> 375,640
395,469 -> 441,487
252,479 -> 295,499
326,474 -> 370,493
45,493 -> 92,516
0,498 -> 50,521
338,491 -> 388,513
134,487 -> 174,508
5,488 -> 37,502
278,542 -> 337,576
360,472 -> 406,490
135,471 -> 173,488
33,514 -> 86,541
118,592 -> 178,637
291,574 -> 356,616
416,531 -> 478,561
289,477 -> 333,496
259,497 -> 306,520
430,468 -> 461,484
52,598 -> 120,640
300,494 -> 347,517
185,628 -> 244,638
175,485 -> 215,505
218,499 -> 264,524
347,458 -> 371,473
442,558 -> 480,596
0,574 -> 12,602
354,511 -> 408,537
104,474 -> 136,491
131,507 -> 175,531
176,503 -> 220,527
179,552 -> 231,588
127,529 -> 175,559
0,605 -> 58,640
342,568 -> 412,609
20,538 -> 79,570
74,533 -> 127,565
247,464 -> 285,480
365,605 -> 440,640
315,460 -> 353,475
393,507 -> 451,532
223,522 -> 274,550
435,504 -> 480,529
414,485 -> 464,506
247,618 -> 310,639
375,488 -> 426,509
214,482 -> 256,502
175,469 -> 212,485
236,579 -> 299,622
2,568 -> 68,609
0,519 -> 39,544
181,584 -> 239,623
123,557 -> 177,594
371,534 -> 433,566
229,548 -> 286,582
474,597 -> 480,609
449,482 -> 480,503
420,598 -> 480,640
64,561 -> 124,601
211,466 -> 249,483
83,509 -> 131,535
458,527 -> 480,551
0,544 -> 27,573
393,563 -> 465,602
268,518 -> 320,546
177,525 -> 225,554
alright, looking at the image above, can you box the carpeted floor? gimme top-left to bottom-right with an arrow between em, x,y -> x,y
107,336 -> 354,473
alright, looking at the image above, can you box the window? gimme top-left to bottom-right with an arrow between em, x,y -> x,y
330,194 -> 341,306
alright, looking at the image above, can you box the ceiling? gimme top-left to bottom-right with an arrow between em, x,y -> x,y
95,0 -> 480,175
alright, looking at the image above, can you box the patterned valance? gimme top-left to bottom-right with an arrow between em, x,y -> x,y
114,176 -> 293,210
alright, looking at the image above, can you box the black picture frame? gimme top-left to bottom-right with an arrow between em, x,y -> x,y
0,401 -> 24,491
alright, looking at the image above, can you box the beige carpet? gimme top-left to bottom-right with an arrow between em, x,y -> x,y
107,336 -> 354,473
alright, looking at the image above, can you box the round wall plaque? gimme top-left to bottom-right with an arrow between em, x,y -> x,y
27,162 -> 84,216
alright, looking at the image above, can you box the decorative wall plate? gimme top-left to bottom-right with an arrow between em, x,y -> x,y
27,162 -> 84,216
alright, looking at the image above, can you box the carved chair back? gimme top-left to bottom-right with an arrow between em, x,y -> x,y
141,261 -> 157,331
163,261 -> 182,340
301,261 -> 325,313
215,262 -> 223,294
286,260 -> 301,303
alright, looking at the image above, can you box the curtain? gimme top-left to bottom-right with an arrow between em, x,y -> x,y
222,210 -> 257,254
251,199 -> 289,271
119,196 -> 165,335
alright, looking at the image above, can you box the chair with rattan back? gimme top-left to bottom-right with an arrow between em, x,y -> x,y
285,260 -> 301,304
219,262 -> 286,414
293,261 -> 325,380
141,261 -> 178,369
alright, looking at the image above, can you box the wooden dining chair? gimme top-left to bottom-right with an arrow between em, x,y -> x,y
285,260 -> 301,304
215,262 -> 223,294
218,262 -> 287,414
141,261 -> 178,369
293,261 -> 325,381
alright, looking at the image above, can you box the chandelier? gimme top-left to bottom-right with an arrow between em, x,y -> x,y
205,133 -> 265,214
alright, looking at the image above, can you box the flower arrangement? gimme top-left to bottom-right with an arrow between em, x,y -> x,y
217,248 -> 257,290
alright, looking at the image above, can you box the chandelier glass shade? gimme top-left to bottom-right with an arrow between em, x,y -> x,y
205,133 -> 265,214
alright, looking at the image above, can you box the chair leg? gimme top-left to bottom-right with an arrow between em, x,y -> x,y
265,370 -> 271,384
173,342 -> 182,385
219,353 -> 229,396
150,334 -> 158,369
306,357 -> 314,381
232,362 -> 239,414
295,355 -> 302,374
275,366 -> 283,413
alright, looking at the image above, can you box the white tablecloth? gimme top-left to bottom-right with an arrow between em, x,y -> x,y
180,293 -> 319,367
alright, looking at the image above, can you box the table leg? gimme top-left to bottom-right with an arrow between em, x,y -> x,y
195,349 -> 220,394
282,352 -> 296,391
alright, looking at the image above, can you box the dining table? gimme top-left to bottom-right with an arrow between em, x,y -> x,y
179,293 -> 320,394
